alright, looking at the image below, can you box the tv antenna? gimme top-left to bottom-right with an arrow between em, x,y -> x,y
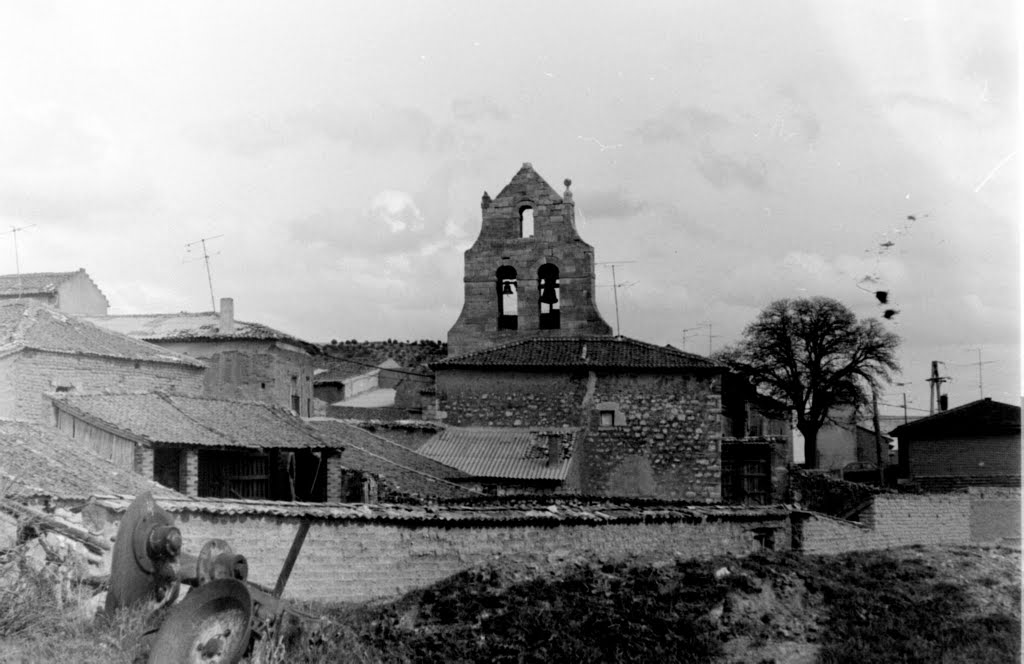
184,234 -> 223,311
0,224 -> 36,299
596,261 -> 636,336
965,348 -> 995,399
680,325 -> 703,351
698,321 -> 718,355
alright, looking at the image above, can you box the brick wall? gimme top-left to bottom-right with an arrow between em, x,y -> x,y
797,493 -> 971,554
1,351 -> 204,422
906,434 -> 1020,479
121,507 -> 790,603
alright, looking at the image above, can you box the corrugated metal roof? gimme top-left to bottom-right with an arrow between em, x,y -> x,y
0,302 -> 203,367
50,392 -> 340,450
432,336 -> 722,371
92,494 -> 793,525
417,427 -> 579,481
0,419 -> 185,501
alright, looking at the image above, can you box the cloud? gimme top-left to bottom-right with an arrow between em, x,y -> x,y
577,188 -> 646,218
451,97 -> 508,123
634,105 -> 732,144
693,147 -> 767,190
0,107 -> 154,222
191,103 -> 443,157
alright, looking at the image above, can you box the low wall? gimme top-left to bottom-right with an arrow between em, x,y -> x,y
796,493 -> 971,555
968,486 -> 1021,544
89,498 -> 791,603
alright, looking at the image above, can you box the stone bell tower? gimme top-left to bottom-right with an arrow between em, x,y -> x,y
446,163 -> 612,356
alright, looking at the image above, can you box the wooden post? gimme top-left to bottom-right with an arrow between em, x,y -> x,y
872,390 -> 885,487
273,521 -> 310,598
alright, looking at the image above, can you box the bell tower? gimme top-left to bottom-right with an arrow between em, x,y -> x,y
446,163 -> 612,356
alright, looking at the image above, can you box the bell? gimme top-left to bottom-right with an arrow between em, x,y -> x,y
502,282 -> 514,295
539,282 -> 559,304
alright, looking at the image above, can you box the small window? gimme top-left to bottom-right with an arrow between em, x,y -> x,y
519,206 -> 534,238
596,402 -> 625,427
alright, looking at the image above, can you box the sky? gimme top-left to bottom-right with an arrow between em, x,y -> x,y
0,1 -> 1018,416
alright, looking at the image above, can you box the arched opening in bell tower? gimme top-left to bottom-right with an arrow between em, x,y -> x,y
496,265 -> 519,330
538,263 -> 560,329
519,205 -> 534,238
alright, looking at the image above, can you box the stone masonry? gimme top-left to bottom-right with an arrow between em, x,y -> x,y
435,368 -> 722,500
447,164 -> 612,356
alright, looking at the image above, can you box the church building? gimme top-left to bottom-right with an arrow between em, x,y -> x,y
425,164 -> 745,502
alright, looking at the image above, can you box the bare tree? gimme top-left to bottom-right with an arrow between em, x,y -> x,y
717,297 -> 900,468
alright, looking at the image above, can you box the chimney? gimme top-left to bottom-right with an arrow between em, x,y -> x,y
219,297 -> 235,334
939,394 -> 948,412
546,434 -> 563,467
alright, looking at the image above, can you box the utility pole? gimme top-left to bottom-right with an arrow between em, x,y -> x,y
699,321 -> 718,355
185,235 -> 224,311
894,382 -> 911,425
926,361 -> 950,415
1,224 -> 35,298
872,389 -> 885,486
680,326 -> 703,351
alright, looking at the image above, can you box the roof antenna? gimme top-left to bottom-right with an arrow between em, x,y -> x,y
184,234 -> 224,311
1,224 -> 36,299
596,261 -> 637,337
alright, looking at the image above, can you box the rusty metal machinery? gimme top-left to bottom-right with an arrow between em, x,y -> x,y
106,492 -> 314,664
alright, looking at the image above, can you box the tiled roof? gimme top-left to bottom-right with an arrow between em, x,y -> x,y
417,427 -> 579,481
308,419 -> 476,498
49,392 -> 340,450
83,312 -> 312,348
0,419 -> 184,501
890,398 -> 1021,438
93,495 -> 793,525
0,270 -> 83,296
432,336 -> 722,371
0,302 -> 202,367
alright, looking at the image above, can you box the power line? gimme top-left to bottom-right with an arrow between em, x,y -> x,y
595,261 -> 636,336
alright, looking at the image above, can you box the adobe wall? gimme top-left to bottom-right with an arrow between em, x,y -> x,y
1,352 -> 204,422
159,341 -> 316,416
797,493 -> 971,555
91,504 -> 791,603
55,271 -> 108,316
968,486 -> 1021,544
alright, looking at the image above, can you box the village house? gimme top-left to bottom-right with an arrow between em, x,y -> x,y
84,297 -> 318,416
48,392 -> 346,502
430,336 -> 724,501
307,418 -> 478,500
0,269 -> 109,315
416,426 -> 580,496
0,418 -> 184,507
314,357 -> 406,419
0,301 -> 204,422
891,397 -> 1021,491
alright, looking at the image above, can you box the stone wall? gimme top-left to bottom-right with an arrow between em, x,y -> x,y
0,351 -> 204,422
796,493 -> 971,554
583,373 -> 721,502
435,369 -> 721,500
